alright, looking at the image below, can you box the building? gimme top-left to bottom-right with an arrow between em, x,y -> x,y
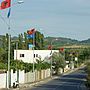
14,50 -> 59,63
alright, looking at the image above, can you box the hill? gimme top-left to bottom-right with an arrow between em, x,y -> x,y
45,37 -> 78,45
80,38 -> 90,44
44,37 -> 90,48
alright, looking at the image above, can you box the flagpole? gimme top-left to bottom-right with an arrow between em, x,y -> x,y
50,41 -> 52,78
7,8 -> 11,89
33,30 -> 35,72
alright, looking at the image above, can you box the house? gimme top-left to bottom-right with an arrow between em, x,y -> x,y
14,50 -> 59,63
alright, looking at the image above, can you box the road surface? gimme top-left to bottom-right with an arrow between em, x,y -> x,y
23,67 -> 88,90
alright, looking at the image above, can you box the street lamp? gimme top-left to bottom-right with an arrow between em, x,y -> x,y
7,0 -> 23,89
50,38 -> 58,77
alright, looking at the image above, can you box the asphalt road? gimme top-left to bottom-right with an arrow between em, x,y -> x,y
23,67 -> 88,90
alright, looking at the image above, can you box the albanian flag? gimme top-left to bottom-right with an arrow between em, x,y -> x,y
0,0 -> 11,10
27,28 -> 35,35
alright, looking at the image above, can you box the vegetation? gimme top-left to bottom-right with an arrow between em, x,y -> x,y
52,51 -> 66,75
85,62 -> 90,88
44,37 -> 90,48
18,31 -> 44,50
35,57 -> 50,71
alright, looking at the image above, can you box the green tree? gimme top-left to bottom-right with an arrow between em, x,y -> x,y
0,48 -> 7,63
52,52 -> 66,74
35,31 -> 44,50
24,32 -> 28,49
18,33 -> 24,49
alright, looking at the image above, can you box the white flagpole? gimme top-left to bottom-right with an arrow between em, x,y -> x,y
33,30 -> 35,72
7,10 -> 11,89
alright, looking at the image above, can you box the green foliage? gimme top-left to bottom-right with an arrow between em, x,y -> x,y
17,31 -> 44,50
52,52 -> 66,74
10,60 -> 24,70
35,62 -> 50,71
86,62 -> 90,87
35,57 -> 50,71
24,63 -> 33,72
9,59 -> 50,72
0,48 -> 7,63
86,62 -> 90,74
35,31 -> 44,50
0,62 -> 7,69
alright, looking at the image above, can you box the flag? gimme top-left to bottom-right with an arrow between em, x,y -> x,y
27,28 -> 35,35
59,48 -> 64,52
48,45 -> 52,50
0,0 -> 11,10
7,8 -> 11,18
27,34 -> 35,39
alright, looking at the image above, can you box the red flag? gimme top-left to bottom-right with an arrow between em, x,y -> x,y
27,28 -> 35,35
48,45 -> 52,50
0,0 -> 11,10
59,48 -> 64,52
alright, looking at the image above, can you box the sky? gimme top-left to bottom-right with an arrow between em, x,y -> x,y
0,0 -> 90,41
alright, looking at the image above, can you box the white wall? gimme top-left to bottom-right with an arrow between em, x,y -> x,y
14,50 -> 59,63
19,70 -> 24,84
0,73 -> 7,88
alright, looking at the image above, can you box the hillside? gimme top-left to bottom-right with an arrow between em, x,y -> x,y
45,37 -> 78,45
80,38 -> 90,44
44,37 -> 90,47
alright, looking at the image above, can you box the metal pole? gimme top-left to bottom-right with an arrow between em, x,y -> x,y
16,42 -> 18,60
33,33 -> 35,72
8,28 -> 10,89
50,41 -> 52,77
16,42 -> 19,83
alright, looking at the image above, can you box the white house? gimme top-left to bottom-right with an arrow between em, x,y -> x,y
14,50 -> 59,63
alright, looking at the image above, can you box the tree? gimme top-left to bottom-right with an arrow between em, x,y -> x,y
0,48 -> 7,63
18,33 -> 24,49
52,52 -> 66,75
24,32 -> 28,49
35,31 -> 44,50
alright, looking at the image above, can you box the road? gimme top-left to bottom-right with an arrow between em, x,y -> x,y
23,67 -> 88,90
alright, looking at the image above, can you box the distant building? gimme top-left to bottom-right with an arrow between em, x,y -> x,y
14,50 -> 59,63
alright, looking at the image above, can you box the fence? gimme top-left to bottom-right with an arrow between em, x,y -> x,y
0,69 -> 50,89
24,69 -> 50,83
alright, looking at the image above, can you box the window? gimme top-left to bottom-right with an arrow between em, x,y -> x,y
36,54 -> 38,57
34,54 -> 35,58
20,54 -> 24,57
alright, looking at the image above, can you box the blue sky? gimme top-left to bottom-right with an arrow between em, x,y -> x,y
0,0 -> 90,41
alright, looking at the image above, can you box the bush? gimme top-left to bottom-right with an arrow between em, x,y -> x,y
0,62 -> 7,69
0,60 -> 50,73
35,62 -> 50,71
